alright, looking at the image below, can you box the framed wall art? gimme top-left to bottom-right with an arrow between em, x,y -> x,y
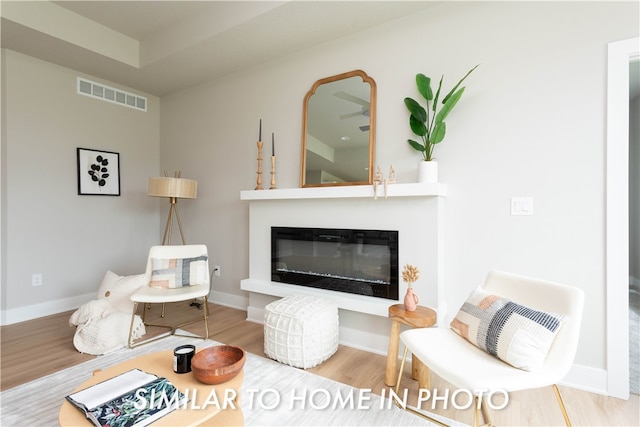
77,147 -> 121,196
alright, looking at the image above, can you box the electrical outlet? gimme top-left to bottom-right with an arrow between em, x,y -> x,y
214,266 -> 221,277
32,273 -> 43,287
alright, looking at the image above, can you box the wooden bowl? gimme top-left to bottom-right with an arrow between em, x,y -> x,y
191,345 -> 246,385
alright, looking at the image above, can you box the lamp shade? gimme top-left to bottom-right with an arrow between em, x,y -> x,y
148,177 -> 197,199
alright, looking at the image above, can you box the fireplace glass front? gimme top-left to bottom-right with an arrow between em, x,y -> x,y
271,227 -> 399,300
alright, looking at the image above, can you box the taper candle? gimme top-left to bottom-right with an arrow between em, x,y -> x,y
259,119 -> 262,141
255,140 -> 264,190
270,154 -> 276,189
272,132 -> 275,156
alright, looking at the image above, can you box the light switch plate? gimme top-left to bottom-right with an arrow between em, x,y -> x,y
511,197 -> 533,216
32,273 -> 43,286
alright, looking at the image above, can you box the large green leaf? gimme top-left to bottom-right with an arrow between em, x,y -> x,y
416,74 -> 433,101
407,139 -> 426,152
431,122 -> 446,144
404,97 -> 426,122
409,115 -> 427,136
435,87 -> 465,124
442,64 -> 479,104
432,76 -> 444,112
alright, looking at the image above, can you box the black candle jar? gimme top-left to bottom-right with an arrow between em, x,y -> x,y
173,344 -> 195,374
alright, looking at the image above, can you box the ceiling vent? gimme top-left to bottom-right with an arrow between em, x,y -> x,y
77,78 -> 147,112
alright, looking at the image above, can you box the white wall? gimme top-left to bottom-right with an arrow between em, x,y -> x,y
0,50 -> 162,324
160,1 -> 638,394
630,91 -> 640,286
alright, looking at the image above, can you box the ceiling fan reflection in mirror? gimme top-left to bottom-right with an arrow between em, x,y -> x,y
334,91 -> 370,120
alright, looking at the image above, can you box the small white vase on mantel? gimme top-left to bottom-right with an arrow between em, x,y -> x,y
418,160 -> 438,183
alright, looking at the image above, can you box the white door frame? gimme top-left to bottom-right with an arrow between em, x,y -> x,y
606,36 -> 639,400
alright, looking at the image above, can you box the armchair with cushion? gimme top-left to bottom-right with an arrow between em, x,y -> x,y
127,244 -> 211,348
395,270 -> 585,427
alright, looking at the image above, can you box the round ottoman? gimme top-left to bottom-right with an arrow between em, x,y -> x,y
264,295 -> 339,369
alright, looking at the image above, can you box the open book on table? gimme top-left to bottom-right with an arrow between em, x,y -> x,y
65,368 -> 187,427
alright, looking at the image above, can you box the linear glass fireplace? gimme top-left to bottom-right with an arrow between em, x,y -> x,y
271,227 -> 399,300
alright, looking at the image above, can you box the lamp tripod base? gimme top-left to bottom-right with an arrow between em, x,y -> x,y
162,197 -> 187,245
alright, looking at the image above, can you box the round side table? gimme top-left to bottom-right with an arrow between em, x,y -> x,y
385,304 -> 437,388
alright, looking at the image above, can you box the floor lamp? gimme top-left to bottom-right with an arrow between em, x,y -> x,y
148,172 -> 197,245
148,172 -> 200,313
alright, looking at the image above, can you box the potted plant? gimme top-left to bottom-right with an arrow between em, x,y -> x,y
404,65 -> 478,182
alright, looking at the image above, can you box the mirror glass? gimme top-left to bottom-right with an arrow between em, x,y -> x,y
301,70 -> 376,187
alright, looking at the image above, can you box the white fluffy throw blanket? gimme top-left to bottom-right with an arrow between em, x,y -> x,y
69,299 -> 146,355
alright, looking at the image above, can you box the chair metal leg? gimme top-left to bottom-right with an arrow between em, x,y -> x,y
128,298 -> 210,348
393,346 -> 450,427
128,302 -> 141,349
474,395 -> 492,427
552,384 -> 572,427
204,299 -> 209,338
480,396 -> 492,426
394,346 -> 409,397
174,296 -> 209,339
129,302 -> 172,348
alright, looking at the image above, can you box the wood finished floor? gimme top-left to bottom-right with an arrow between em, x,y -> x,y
1,301 -> 638,426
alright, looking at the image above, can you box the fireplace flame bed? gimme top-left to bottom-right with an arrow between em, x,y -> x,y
271,227 -> 399,300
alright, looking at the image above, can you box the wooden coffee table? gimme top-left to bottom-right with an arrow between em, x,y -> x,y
59,349 -> 244,426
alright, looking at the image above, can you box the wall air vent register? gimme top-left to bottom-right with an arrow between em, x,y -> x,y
77,78 -> 147,111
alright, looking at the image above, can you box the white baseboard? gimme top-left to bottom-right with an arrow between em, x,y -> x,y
0,292 -> 95,325
209,290 -> 248,311
339,325 -> 389,356
562,363 -> 608,396
0,289 -> 247,326
246,306 -> 265,324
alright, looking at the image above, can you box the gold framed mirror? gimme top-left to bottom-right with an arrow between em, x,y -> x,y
300,70 -> 376,187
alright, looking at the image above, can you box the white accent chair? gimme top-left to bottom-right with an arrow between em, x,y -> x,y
396,270 -> 585,427
127,245 -> 211,348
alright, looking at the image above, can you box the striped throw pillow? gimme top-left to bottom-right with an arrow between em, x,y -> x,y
149,255 -> 208,288
450,287 -> 565,371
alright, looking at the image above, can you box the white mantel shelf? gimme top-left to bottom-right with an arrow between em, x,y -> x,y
240,182 -> 447,200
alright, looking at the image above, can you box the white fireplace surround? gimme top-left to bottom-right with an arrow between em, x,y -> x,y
240,183 -> 446,355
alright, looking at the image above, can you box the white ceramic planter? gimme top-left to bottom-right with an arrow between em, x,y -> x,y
418,160 -> 438,183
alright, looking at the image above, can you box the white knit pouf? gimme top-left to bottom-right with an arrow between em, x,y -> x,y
264,295 -> 339,369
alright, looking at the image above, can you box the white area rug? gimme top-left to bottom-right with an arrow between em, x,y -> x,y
0,334 -> 465,426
